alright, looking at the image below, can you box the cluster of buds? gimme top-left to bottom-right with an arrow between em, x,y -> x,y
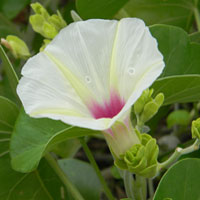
117,133 -> 158,178
1,3 -> 67,59
29,3 -> 67,39
112,129 -> 159,178
134,89 -> 164,126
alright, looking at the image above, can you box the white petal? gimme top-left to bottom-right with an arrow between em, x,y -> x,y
108,18 -> 165,122
45,19 -> 118,103
110,18 -> 164,100
17,52 -> 91,118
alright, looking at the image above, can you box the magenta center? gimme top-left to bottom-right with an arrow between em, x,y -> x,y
89,91 -> 125,119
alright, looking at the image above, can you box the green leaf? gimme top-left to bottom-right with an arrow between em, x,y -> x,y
149,25 -> 200,105
10,109 -> 99,173
154,158 -> 200,200
59,158 -> 102,200
117,0 -> 196,31
0,96 -> 18,158
0,100 -> 71,200
153,75 -> 200,105
0,154 -> 71,199
76,0 -> 128,19
0,96 -> 18,134
150,25 -> 200,77
0,45 -> 19,99
167,110 -> 191,128
0,0 -> 30,19
52,139 -> 81,158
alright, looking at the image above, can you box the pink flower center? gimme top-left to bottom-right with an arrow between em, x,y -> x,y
89,91 -> 125,119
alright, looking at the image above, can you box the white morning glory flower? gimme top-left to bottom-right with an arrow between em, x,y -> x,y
17,18 -> 165,132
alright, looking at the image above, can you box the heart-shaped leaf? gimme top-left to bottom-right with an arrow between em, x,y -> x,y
76,0 -> 128,19
117,0 -> 198,31
59,158 -> 102,200
10,109 -> 99,173
154,158 -> 200,200
150,25 -> 200,104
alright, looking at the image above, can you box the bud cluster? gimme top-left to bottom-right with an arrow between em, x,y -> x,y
29,3 -> 67,39
134,89 -> 164,125
115,132 -> 159,178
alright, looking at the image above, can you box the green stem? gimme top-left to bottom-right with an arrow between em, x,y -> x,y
158,139 -> 200,170
148,179 -> 154,200
45,153 -> 85,200
123,171 -> 135,199
194,6 -> 200,32
141,177 -> 147,200
0,45 -> 19,99
79,137 -> 115,200
133,175 -> 146,200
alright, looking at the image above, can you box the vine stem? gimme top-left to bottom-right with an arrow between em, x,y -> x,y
45,153 -> 85,200
79,137 -> 115,200
123,171 -> 135,199
158,139 -> 200,170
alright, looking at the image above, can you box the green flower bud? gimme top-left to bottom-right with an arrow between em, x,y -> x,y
48,12 -> 67,31
31,2 -> 49,19
1,35 -> 30,59
140,93 -> 164,123
29,3 -> 67,39
29,14 -> 58,39
191,118 -> 200,139
134,88 -> 164,124
134,89 -> 154,115
115,134 -> 159,178
43,21 -> 58,39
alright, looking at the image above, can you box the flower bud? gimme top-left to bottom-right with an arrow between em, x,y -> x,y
115,133 -> 159,178
134,89 -> 153,115
29,14 -> 58,39
29,3 -> 67,39
134,88 -> 164,124
49,12 -> 67,31
191,118 -> 200,139
31,2 -> 50,19
140,93 -> 164,123
1,35 -> 30,59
